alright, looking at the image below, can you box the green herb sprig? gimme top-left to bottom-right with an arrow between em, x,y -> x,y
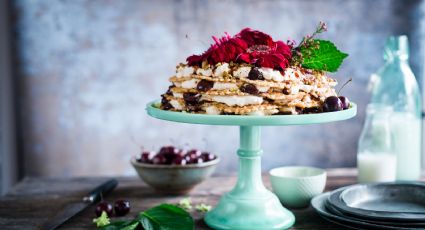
292,22 -> 348,72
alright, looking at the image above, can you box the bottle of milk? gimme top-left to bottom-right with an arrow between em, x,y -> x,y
358,105 -> 396,183
369,35 -> 422,180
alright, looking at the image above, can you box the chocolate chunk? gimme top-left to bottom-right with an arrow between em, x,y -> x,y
248,67 -> 264,80
183,92 -> 201,106
303,107 -> 322,114
196,79 -> 214,92
165,85 -> 173,95
240,83 -> 259,95
161,96 -> 173,110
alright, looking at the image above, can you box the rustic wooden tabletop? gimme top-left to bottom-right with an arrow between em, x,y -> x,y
0,168 -> 359,230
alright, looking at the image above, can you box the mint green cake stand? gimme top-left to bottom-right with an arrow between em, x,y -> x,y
146,101 -> 356,230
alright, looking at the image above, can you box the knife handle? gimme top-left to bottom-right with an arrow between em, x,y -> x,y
83,179 -> 118,204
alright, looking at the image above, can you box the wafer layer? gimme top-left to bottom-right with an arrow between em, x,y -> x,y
160,63 -> 337,115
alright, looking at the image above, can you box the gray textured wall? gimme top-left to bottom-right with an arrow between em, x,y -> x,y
14,0 -> 424,177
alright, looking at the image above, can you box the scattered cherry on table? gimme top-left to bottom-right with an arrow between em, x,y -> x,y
95,201 -> 113,217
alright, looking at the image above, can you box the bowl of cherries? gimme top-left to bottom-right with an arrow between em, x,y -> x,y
131,145 -> 219,194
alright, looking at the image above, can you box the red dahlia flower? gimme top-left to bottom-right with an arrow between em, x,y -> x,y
187,32 -> 247,66
187,28 -> 293,70
237,40 -> 292,70
236,28 -> 274,47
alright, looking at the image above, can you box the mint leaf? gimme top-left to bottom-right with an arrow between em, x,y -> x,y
100,204 -> 194,230
101,220 -> 138,230
140,216 -> 160,230
301,39 -> 348,72
140,204 -> 194,230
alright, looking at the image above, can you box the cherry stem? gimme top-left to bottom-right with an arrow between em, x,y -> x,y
202,138 -> 209,150
337,78 -> 352,95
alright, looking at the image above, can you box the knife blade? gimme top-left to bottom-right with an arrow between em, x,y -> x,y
41,179 -> 118,230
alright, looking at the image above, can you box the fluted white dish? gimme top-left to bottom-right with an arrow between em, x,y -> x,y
269,166 -> 327,208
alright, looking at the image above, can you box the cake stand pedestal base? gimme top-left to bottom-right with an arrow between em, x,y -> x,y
204,126 -> 295,230
147,101 -> 357,229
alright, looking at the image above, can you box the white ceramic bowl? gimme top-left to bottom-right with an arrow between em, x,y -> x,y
269,166 -> 327,208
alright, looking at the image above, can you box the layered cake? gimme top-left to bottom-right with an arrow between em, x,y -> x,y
160,23 -> 349,115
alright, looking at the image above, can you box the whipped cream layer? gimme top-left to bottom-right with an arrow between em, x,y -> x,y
175,63 -> 311,83
209,95 -> 263,106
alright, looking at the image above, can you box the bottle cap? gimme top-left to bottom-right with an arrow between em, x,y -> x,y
384,35 -> 409,61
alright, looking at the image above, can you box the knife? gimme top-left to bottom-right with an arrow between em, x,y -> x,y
41,179 -> 118,230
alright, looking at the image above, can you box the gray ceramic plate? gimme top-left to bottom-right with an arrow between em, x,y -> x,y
311,192 -> 415,230
325,197 -> 425,228
328,183 -> 425,221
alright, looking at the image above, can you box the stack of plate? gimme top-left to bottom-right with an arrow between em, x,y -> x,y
311,182 -> 425,229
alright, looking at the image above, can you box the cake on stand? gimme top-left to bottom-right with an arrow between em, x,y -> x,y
146,101 -> 357,230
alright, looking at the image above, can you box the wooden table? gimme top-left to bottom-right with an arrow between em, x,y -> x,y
1,168 -> 358,229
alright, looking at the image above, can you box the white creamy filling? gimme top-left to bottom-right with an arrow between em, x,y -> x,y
213,82 -> 238,90
283,68 -> 301,81
205,106 -> 221,115
181,79 -> 200,89
233,66 -> 251,78
299,85 -> 314,93
259,68 -> 283,82
172,92 -> 183,98
214,63 -> 230,77
248,110 -> 265,116
303,96 -> 312,103
196,68 -> 212,77
170,100 -> 183,110
211,95 -> 263,106
176,66 -> 194,78
289,85 -> 300,94
257,86 -> 270,93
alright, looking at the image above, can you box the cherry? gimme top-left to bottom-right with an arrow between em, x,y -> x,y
159,146 -> 179,156
95,201 -> 113,217
196,80 -> 214,92
114,200 -> 130,216
159,146 -> 180,163
334,78 -> 352,111
138,151 -> 154,163
159,146 -> 178,154
176,149 -> 187,157
185,149 -> 202,163
152,154 -> 167,164
339,96 -> 350,110
323,96 -> 343,112
240,84 -> 259,95
282,88 -> 290,95
191,158 -> 204,164
173,155 -> 187,165
201,152 -> 216,162
248,67 -> 264,80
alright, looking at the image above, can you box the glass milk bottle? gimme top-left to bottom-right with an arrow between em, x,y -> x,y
358,105 -> 396,183
369,35 -> 422,180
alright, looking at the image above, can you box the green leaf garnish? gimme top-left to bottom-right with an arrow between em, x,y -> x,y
140,204 -> 194,230
300,39 -> 348,72
101,204 -> 194,230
